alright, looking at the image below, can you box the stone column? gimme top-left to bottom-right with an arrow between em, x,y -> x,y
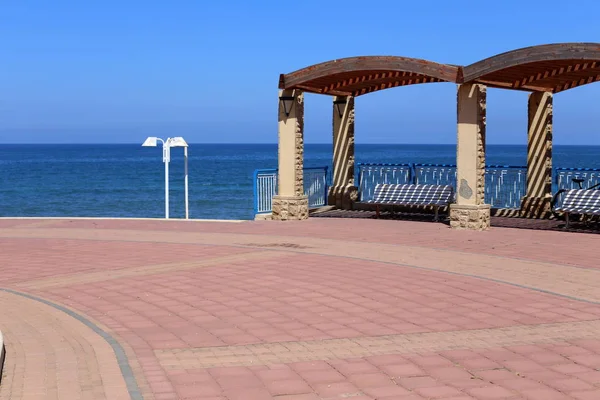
520,92 -> 553,218
450,84 -> 491,230
272,89 -> 309,220
328,95 -> 358,209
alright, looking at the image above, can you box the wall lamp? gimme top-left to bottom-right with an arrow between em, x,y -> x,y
333,98 -> 347,118
279,96 -> 295,117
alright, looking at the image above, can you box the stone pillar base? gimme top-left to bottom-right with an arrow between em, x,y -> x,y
328,186 -> 358,210
450,204 -> 491,231
271,195 -> 309,221
520,195 -> 552,219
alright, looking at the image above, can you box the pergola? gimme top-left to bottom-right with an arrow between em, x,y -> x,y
273,43 -> 600,230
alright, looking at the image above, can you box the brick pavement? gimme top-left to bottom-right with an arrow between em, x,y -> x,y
3,226 -> 600,302
1,218 -> 600,399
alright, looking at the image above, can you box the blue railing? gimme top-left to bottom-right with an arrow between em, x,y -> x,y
554,168 -> 600,209
358,163 -> 527,209
256,164 -> 600,215
357,163 -> 413,201
253,168 -> 278,214
414,164 -> 457,186
555,168 -> 600,190
253,167 -> 329,214
304,168 -> 330,208
485,166 -> 527,209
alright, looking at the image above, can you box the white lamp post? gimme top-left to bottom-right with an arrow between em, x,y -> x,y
142,136 -> 189,219
170,137 -> 190,220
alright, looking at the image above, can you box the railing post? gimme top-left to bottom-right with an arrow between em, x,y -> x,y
357,163 -> 363,202
323,166 -> 329,207
252,169 -> 259,215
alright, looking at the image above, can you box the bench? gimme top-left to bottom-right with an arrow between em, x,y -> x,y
366,184 -> 455,221
554,188 -> 600,228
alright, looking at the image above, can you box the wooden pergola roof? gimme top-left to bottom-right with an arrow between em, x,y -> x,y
278,56 -> 461,97
279,43 -> 600,96
463,43 -> 600,93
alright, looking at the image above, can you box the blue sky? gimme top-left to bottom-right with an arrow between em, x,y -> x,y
2,0 -> 600,145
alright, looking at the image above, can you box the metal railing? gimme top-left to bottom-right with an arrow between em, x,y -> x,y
256,164 -> 600,215
253,167 -> 329,214
304,168 -> 330,208
414,164 -> 456,186
253,168 -> 278,214
554,168 -> 600,209
555,168 -> 600,190
358,163 -> 527,209
357,163 -> 412,201
485,166 -> 527,209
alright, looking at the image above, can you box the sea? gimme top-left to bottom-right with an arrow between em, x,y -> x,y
1,144 -> 599,221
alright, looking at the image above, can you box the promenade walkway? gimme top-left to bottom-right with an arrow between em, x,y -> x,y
1,218 -> 599,399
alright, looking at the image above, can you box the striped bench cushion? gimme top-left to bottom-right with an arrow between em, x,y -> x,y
556,189 -> 600,215
366,184 -> 454,207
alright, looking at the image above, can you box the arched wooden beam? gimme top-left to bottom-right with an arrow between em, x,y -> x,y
463,43 -> 600,93
279,56 -> 459,97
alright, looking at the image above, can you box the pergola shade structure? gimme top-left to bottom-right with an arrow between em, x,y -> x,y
461,43 -> 600,220
273,43 -> 600,229
279,56 -> 461,97
463,43 -> 600,93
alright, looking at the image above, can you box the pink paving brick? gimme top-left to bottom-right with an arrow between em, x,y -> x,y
313,382 -> 361,398
415,385 -> 464,398
467,385 -> 517,399
428,366 -> 475,381
570,390 -> 600,400
398,376 -> 439,389
545,378 -> 594,392
347,372 -> 397,388
520,387 -> 571,400
380,363 -> 426,378
264,378 -> 312,397
297,369 -> 346,385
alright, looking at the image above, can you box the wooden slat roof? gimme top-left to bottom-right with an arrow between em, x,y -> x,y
278,56 -> 461,97
463,43 -> 600,93
279,43 -> 600,96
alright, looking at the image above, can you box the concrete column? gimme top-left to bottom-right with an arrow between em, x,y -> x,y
520,92 -> 553,218
328,95 -> 358,209
450,84 -> 491,230
272,89 -> 309,220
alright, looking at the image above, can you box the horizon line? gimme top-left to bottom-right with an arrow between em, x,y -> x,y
0,142 -> 594,146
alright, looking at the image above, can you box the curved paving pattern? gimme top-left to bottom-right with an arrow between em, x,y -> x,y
1,218 -> 600,399
0,290 -> 134,400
